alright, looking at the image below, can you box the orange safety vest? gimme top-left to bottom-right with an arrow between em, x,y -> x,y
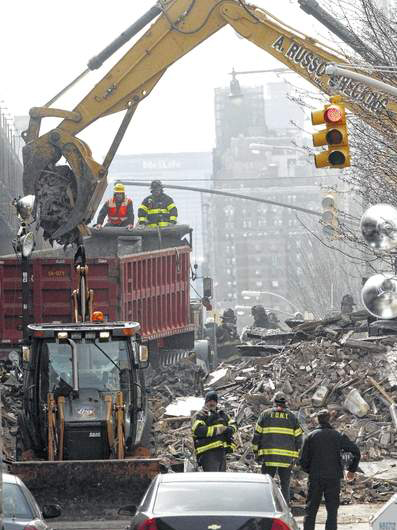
107,198 -> 131,225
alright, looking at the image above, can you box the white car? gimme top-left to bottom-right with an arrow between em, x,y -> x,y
3,472 -> 61,530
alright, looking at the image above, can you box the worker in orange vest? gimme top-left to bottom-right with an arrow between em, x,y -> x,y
94,182 -> 134,230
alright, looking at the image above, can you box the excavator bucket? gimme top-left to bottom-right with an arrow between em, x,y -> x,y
22,130 -> 106,246
9,458 -> 161,520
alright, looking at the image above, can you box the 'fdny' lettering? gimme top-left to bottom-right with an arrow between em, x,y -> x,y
271,412 -> 288,419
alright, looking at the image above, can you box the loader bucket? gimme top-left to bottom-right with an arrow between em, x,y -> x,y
9,458 -> 161,520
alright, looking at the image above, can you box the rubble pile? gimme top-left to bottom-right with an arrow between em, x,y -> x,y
151,339 -> 397,503
149,358 -> 205,467
0,361 -> 22,460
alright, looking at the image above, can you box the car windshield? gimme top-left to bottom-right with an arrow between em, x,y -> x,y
43,339 -> 130,393
153,482 -> 275,514
3,482 -> 33,519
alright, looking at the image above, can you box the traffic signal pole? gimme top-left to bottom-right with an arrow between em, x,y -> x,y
120,181 -> 322,217
325,65 -> 397,99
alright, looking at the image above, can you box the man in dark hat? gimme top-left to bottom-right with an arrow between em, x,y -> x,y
252,391 -> 303,505
192,390 -> 237,471
341,294 -> 356,315
299,409 -> 361,530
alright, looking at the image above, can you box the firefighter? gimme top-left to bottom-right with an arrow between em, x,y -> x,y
252,391 -> 303,505
192,390 -> 237,471
251,305 -> 270,329
137,180 -> 178,227
341,294 -> 355,315
217,308 -> 239,343
94,182 -> 134,229
299,409 -> 361,530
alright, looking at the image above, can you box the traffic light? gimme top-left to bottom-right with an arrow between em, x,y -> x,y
311,95 -> 350,169
321,191 -> 338,238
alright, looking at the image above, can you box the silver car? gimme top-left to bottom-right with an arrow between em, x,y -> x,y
3,472 -> 61,530
120,472 -> 299,530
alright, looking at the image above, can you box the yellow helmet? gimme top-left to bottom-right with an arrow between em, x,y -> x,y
113,182 -> 125,193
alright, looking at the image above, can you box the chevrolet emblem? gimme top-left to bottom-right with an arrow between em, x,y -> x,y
208,525 -> 222,530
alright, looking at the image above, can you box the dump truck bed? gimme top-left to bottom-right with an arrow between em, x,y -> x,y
0,228 -> 194,360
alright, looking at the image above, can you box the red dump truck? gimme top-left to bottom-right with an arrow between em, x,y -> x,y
0,226 -> 207,365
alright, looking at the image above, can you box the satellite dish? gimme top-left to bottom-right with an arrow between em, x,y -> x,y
362,273 -> 397,319
360,204 -> 397,251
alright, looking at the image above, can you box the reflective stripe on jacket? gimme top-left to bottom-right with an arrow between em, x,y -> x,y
107,198 -> 132,225
252,407 -> 303,468
138,193 -> 178,226
192,407 -> 237,456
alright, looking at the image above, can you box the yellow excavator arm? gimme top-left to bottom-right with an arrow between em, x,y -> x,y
22,0 -> 396,245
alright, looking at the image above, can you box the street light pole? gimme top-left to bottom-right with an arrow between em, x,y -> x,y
235,305 -> 296,317
241,290 -> 300,313
249,143 -> 308,154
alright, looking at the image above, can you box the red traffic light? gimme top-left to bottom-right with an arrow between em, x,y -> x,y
324,106 -> 343,123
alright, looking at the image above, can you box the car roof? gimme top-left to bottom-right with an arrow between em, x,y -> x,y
158,472 -> 272,484
2,473 -> 22,485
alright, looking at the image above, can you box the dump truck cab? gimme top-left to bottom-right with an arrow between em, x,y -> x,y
18,320 -> 149,461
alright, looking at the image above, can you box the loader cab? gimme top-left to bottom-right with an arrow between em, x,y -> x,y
21,321 -> 148,460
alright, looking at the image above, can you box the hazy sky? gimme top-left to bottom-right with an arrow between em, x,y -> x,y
1,1 -> 322,160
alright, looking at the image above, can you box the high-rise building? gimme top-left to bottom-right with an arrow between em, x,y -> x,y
265,82 -> 305,132
0,108 -> 23,254
206,81 -> 334,317
215,85 -> 267,152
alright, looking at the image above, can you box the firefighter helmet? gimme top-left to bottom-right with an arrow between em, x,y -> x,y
150,180 -> 163,191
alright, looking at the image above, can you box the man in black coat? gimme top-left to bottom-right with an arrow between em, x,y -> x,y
192,390 -> 237,471
299,409 -> 361,530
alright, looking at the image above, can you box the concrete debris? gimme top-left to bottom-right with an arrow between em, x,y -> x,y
0,361 -> 22,461
150,338 -> 397,504
2,334 -> 397,505
165,397 -> 204,418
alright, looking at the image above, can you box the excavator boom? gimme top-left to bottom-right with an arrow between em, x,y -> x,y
22,0 -> 397,242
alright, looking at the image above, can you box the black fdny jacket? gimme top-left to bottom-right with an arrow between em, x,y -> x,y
252,406 -> 303,468
299,423 -> 361,479
138,193 -> 177,227
192,407 -> 237,456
